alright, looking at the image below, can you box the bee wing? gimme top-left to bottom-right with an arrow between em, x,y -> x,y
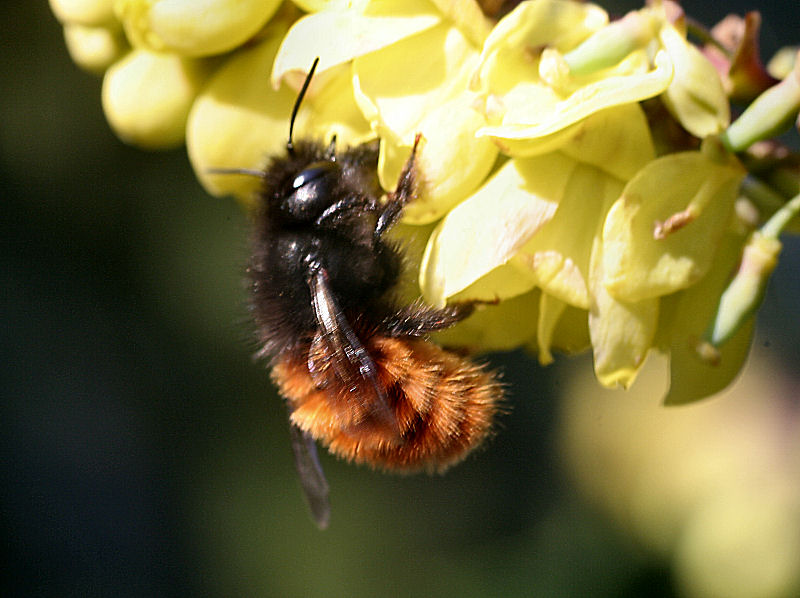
288,419 -> 330,529
308,268 -> 396,431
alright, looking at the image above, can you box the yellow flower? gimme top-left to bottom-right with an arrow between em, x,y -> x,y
658,22 -> 730,137
102,48 -> 211,149
186,22 -> 303,202
114,0 -> 283,57
50,0 -> 115,26
63,22 -> 128,74
602,140 -> 745,302
471,0 -> 670,157
50,0 -> 800,403
660,228 -> 756,405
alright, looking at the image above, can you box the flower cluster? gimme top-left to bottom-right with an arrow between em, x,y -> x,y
51,0 -> 800,403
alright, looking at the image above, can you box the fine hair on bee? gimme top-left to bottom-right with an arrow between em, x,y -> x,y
213,58 -> 503,529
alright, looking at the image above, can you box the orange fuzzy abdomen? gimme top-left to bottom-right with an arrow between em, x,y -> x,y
271,336 -> 501,472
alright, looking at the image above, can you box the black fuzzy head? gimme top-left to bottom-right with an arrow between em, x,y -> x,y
257,139 -> 382,227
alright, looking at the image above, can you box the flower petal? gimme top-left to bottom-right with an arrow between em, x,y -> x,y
558,103 -> 655,181
116,0 -> 281,57
660,23 -> 730,138
289,0 -> 352,12
544,302 -> 591,356
353,22 -> 497,222
589,241 -> 659,389
537,291 -> 566,364
603,146 -> 746,302
419,154 -> 572,306
428,0 -> 492,48
304,63 -> 375,147
516,162 -> 624,309
471,0 -> 608,98
187,31 -> 295,201
272,0 -> 440,87
432,290 -> 541,352
662,230 -> 754,405
479,49 -> 673,143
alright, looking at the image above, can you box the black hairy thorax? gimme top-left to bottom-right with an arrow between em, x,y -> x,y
249,140 -> 403,356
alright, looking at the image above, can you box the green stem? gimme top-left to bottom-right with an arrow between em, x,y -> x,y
761,191 -> 800,239
685,17 -> 730,58
740,175 -> 790,215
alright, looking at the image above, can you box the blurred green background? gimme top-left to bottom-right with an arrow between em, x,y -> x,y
3,2 -> 799,597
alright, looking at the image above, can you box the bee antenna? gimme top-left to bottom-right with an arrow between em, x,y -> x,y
287,57 -> 320,156
206,167 -> 264,177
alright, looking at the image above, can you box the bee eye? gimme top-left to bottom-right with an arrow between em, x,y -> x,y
291,162 -> 335,190
282,161 -> 338,222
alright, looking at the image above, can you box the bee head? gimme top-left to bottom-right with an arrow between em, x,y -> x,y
278,158 -> 340,223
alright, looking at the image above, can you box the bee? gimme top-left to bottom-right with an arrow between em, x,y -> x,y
215,59 -> 502,528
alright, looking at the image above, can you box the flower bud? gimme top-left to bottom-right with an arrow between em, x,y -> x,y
63,23 -> 128,74
721,52 -> 800,152
767,46 -> 799,80
102,49 -> 209,149
188,36 -> 289,201
50,0 -> 115,26
563,9 -> 659,76
114,0 -> 282,57
706,232 -> 780,347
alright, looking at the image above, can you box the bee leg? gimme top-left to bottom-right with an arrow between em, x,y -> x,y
323,134 -> 337,159
375,133 -> 422,238
306,263 -> 397,431
382,300 -> 478,337
314,196 -> 370,228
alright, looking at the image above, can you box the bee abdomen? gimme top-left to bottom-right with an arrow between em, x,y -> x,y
272,336 -> 502,473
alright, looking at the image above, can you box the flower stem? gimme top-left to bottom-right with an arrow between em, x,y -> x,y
685,16 -> 730,58
761,191 -> 800,239
740,175 -> 791,218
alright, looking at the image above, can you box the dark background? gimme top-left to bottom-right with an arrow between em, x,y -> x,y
2,2 -> 798,597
